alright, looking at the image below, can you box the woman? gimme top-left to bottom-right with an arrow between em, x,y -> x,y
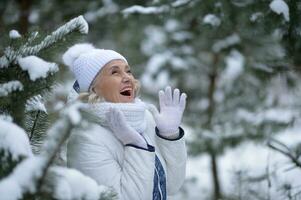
64,43 -> 187,200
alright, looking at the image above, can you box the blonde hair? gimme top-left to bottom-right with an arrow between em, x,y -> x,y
77,79 -> 141,104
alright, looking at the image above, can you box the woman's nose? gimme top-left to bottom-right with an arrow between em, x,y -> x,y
122,72 -> 131,83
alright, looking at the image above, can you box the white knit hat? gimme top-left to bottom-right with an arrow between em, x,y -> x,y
63,43 -> 128,92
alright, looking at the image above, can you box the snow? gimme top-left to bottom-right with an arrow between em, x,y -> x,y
221,50 -> 245,84
140,52 -> 171,93
265,74 -> 296,107
28,9 -> 39,23
172,0 -> 191,7
165,19 -> 180,32
179,125 -> 301,200
11,157 -> 45,192
250,12 -> 263,22
203,14 -> 221,27
237,108 -> 298,125
122,0 -> 190,16
9,30 -> 21,39
51,166 -> 106,200
84,0 -> 118,22
18,56 -> 59,81
212,34 -> 241,52
253,62 -> 273,73
26,95 -> 47,113
141,71 -> 169,93
0,156 -> 45,200
65,103 -> 82,125
269,0 -> 290,22
0,56 -> 9,68
0,80 -> 23,97
141,26 -> 166,56
146,53 -> 168,74
40,103 -> 83,161
170,56 -> 188,69
0,114 -> 13,122
0,119 -> 33,160
122,5 -> 168,16
76,15 -> 89,34
0,178 -> 23,200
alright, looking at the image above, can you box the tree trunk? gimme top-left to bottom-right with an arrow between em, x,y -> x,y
210,152 -> 221,200
17,0 -> 31,34
0,0 -> 9,34
206,53 -> 222,200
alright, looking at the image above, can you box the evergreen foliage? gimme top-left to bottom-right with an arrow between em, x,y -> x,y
1,0 -> 301,199
0,16 -> 116,200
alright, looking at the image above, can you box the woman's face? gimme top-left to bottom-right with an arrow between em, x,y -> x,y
91,59 -> 137,103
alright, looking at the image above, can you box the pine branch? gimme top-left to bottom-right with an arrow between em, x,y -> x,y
0,150 -> 26,180
25,110 -> 50,154
268,139 -> 301,169
29,110 -> 40,141
0,15 -> 88,68
36,103 -> 83,192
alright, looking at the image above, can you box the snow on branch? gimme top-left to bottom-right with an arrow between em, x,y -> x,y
237,108 -> 298,125
9,30 -> 21,39
0,103 -> 116,200
0,156 -> 45,200
0,15 -> 89,68
18,56 -> 58,81
26,95 -> 47,113
36,103 -> 84,188
171,0 -> 192,8
0,103 -> 85,200
269,0 -> 290,22
0,114 -> 13,122
84,0 -> 119,22
0,119 -> 33,160
0,80 -> 23,97
212,33 -> 241,53
122,5 -> 169,16
48,166 -> 117,200
122,0 -> 192,16
203,14 -> 221,27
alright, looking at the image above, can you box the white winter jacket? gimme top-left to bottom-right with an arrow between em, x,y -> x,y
67,109 -> 187,200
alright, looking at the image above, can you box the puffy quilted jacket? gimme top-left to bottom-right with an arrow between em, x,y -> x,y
67,110 -> 187,200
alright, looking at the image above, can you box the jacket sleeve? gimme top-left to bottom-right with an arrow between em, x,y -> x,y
155,127 -> 187,195
67,125 -> 155,200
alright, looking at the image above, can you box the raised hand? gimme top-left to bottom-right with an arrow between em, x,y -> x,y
149,86 -> 187,138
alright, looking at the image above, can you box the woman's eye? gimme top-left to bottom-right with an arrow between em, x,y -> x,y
127,70 -> 132,74
112,70 -> 118,74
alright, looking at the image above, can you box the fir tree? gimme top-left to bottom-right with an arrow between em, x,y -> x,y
121,1 -> 301,199
0,16 -> 117,200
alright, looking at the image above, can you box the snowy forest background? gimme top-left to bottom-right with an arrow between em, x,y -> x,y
1,0 -> 301,200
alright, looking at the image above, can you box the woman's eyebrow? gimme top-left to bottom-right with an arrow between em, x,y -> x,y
109,65 -> 120,70
108,64 -> 130,71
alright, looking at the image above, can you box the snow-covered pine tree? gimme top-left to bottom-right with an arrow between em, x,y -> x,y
0,16 -> 117,200
122,0 -> 301,199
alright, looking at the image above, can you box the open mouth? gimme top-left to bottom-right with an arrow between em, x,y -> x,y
120,88 -> 132,97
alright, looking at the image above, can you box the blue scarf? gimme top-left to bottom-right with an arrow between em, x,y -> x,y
153,155 -> 166,200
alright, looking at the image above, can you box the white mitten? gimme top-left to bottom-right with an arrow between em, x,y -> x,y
106,108 -> 147,148
149,86 -> 187,138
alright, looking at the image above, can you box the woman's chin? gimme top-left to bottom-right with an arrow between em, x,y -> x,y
118,95 -> 135,103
